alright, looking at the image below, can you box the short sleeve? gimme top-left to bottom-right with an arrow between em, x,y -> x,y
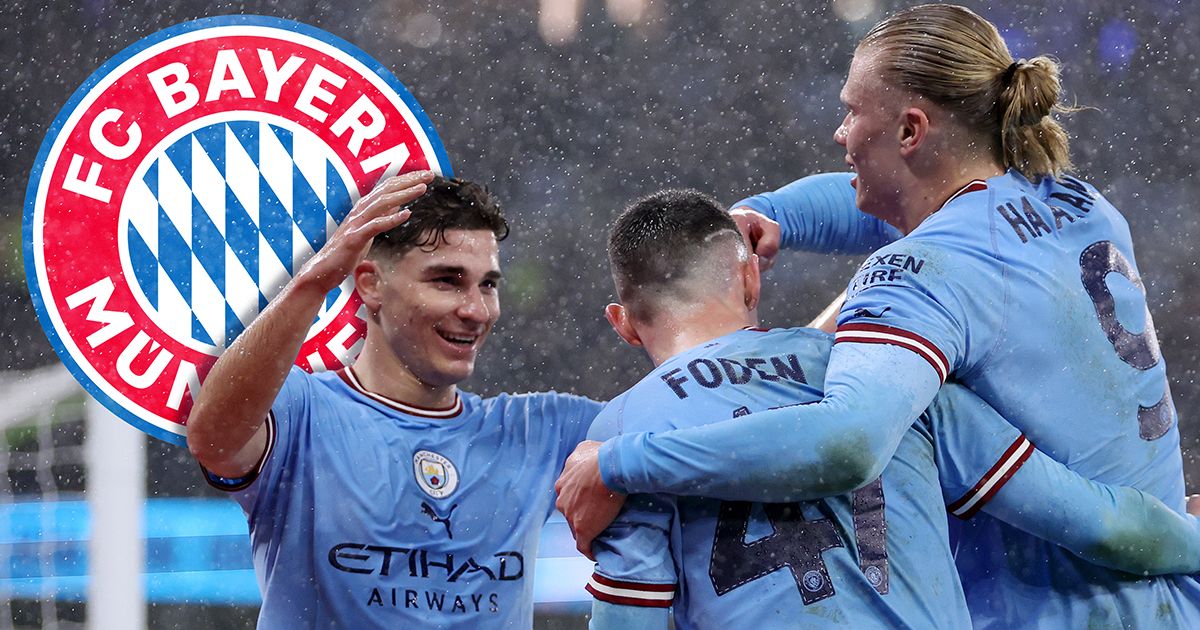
554,393 -> 604,450
587,393 -> 678,607
528,392 -> 604,471
202,367 -> 313,518
588,494 -> 678,608
925,382 -> 1034,519
587,394 -> 628,442
835,239 -> 969,383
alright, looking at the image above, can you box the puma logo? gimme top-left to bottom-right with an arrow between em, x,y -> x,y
421,501 -> 459,539
852,307 -> 891,319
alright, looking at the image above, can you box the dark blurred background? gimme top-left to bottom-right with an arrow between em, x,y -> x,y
1,0 -> 1197,627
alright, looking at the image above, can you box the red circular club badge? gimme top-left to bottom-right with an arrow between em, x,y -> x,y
23,16 -> 452,445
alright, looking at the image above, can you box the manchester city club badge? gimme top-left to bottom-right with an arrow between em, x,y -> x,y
23,16 -> 452,445
413,450 -> 459,499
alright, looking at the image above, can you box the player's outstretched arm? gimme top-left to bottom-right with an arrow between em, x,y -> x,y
996,450 -> 1200,575
187,171 -> 434,478
1003,451 -> 1200,573
733,172 -> 900,260
557,343 -> 939,550
931,383 -> 1200,575
603,343 -> 937,499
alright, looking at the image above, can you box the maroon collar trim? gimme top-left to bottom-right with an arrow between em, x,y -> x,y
338,367 -> 463,418
941,179 -> 989,209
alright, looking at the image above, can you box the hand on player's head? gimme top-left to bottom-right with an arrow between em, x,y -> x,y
294,170 -> 435,294
730,207 -> 780,272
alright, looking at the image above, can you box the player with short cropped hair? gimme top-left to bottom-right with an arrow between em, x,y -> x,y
557,5 -> 1200,627
188,172 -> 601,628
584,190 -> 1200,630
589,189 -> 968,629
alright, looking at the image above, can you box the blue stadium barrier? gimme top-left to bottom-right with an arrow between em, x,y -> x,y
0,497 -> 592,605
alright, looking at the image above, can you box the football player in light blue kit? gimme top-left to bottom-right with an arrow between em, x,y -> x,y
582,190 -> 1200,630
188,172 -> 601,629
556,5 -> 1200,628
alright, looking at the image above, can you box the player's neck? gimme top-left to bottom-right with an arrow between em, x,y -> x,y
351,341 -> 459,410
641,306 -> 756,367
903,158 -> 1004,233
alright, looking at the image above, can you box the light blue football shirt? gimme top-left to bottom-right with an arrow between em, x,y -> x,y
207,366 -> 601,629
587,327 -> 970,629
736,171 -> 1200,628
588,325 -> 1200,629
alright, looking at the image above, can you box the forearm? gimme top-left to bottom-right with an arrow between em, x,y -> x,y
588,496 -> 675,629
186,277 -> 326,473
986,452 -> 1200,575
186,170 -> 432,474
599,344 -> 939,502
599,413 -> 878,501
735,173 -> 900,254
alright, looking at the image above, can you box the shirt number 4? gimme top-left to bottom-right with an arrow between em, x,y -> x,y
708,477 -> 888,605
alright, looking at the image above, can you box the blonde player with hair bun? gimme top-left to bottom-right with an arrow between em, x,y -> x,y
857,3 -> 1076,180
557,5 -> 1200,628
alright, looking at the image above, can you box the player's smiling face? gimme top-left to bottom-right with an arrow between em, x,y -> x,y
371,229 -> 502,388
835,48 -> 908,227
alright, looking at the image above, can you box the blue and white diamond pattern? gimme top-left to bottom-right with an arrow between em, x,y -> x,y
122,120 -> 354,349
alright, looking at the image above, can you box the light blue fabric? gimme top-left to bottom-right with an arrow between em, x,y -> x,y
210,367 -> 600,629
590,599 -> 668,630
733,172 -> 900,254
590,328 -> 969,629
602,171 -> 1200,628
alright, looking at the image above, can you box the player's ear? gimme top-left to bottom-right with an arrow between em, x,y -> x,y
604,303 -> 643,347
355,259 -> 383,316
742,254 -> 761,311
898,106 -> 930,157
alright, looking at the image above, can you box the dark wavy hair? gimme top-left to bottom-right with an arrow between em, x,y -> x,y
370,175 -> 509,258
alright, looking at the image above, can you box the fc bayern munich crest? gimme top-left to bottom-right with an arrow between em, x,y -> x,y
23,16 -> 452,445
